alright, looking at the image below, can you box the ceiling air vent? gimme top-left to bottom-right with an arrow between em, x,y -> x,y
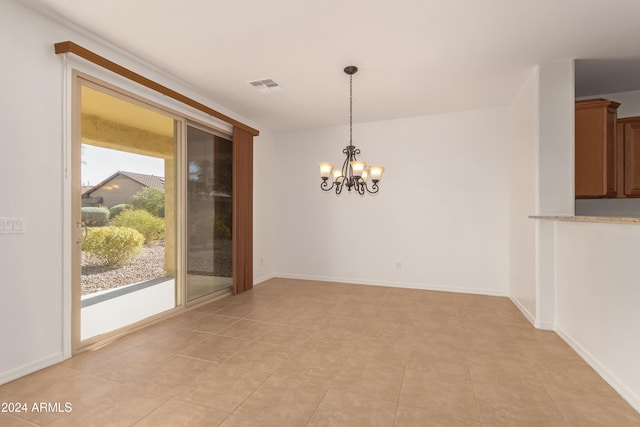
247,78 -> 282,93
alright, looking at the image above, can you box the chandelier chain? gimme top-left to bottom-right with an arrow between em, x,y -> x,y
349,74 -> 353,147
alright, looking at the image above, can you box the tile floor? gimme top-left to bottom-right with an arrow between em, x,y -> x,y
1,278 -> 639,426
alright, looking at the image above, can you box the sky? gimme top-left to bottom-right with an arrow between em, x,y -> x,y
82,145 -> 165,186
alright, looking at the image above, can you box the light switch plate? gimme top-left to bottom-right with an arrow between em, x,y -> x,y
0,217 -> 25,234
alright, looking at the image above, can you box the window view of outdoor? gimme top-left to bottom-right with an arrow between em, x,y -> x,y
79,84 -> 177,340
81,164 -> 168,295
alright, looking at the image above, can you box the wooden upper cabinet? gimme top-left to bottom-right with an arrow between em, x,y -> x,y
616,117 -> 640,197
575,99 -> 620,198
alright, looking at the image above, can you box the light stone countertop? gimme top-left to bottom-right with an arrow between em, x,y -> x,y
529,215 -> 640,224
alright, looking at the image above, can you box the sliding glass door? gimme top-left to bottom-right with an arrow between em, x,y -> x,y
186,125 -> 233,301
72,75 -> 235,352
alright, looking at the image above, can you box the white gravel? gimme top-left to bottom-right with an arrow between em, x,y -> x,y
81,240 -> 233,296
81,243 -> 166,295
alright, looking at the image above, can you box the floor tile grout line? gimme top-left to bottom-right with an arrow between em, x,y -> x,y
304,384 -> 331,426
392,316 -> 413,427
526,342 -> 576,427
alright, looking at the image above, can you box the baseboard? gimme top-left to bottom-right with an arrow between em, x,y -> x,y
253,273 -> 276,286
272,273 -> 509,297
555,326 -> 640,413
534,320 -> 554,330
0,352 -> 65,386
509,295 -> 536,326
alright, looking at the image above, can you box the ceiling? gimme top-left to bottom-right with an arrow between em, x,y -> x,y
22,0 -> 640,132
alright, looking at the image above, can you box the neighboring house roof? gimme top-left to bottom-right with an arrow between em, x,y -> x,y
118,171 -> 165,189
83,170 -> 164,196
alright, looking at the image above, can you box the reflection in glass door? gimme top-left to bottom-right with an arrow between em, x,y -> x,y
186,125 -> 233,301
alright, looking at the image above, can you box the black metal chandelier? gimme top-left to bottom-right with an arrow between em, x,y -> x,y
319,66 -> 384,195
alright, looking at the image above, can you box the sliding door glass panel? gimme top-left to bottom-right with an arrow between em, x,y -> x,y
79,84 -> 178,342
186,125 -> 233,301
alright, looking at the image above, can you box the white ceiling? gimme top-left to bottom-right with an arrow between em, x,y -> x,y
22,0 -> 640,132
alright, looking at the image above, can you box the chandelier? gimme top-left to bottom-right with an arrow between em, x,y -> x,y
319,66 -> 384,195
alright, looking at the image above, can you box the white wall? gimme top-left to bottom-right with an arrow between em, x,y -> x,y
253,128 -> 278,284
535,60 -> 575,328
0,0 -> 275,383
555,221 -> 640,410
538,60 -> 575,216
507,60 -> 575,329
507,67 -> 539,321
273,108 -> 510,295
0,0 -> 68,383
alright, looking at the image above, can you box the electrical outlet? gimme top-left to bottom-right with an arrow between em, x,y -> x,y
396,261 -> 402,270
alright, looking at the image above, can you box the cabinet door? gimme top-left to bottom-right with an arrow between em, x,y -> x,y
624,121 -> 640,197
615,122 -> 625,197
575,99 -> 619,198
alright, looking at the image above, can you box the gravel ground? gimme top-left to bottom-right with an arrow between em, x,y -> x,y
81,240 -> 233,296
81,243 -> 166,295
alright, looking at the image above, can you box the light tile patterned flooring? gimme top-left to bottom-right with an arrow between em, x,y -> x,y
1,278 -> 639,426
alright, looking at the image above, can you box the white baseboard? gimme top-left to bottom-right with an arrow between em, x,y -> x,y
555,326 -> 640,413
272,273 -> 509,297
534,320 -> 554,330
0,352 -> 65,386
508,295 -> 555,330
509,295 -> 536,325
253,273 -> 276,286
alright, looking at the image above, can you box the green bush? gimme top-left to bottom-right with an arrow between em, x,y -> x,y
131,187 -> 165,218
81,207 -> 110,227
111,209 -> 165,243
109,203 -> 132,219
82,226 -> 144,266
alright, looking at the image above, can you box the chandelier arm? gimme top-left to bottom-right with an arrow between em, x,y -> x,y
342,150 -> 351,179
365,181 -> 380,194
320,180 -> 335,192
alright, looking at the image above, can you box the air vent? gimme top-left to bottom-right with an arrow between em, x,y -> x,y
247,78 -> 282,93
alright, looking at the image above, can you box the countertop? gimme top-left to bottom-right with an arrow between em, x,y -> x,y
529,215 -> 640,224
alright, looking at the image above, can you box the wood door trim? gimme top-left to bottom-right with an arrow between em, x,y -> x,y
55,41 -> 259,137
